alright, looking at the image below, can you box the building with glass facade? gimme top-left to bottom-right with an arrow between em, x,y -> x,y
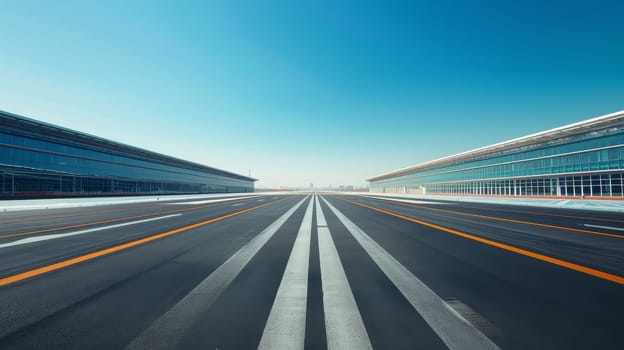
367,111 -> 624,199
0,110 -> 256,198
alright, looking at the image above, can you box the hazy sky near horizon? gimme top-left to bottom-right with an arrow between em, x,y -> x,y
1,1 -> 623,188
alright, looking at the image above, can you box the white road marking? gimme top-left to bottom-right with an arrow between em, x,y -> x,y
127,195 -> 310,350
0,214 -> 182,249
316,194 -> 328,227
315,196 -> 372,350
583,223 -> 624,232
363,195 -> 445,205
231,203 -> 244,207
258,196 -> 315,350
258,199 -> 265,202
321,196 -> 500,350
168,196 -> 256,205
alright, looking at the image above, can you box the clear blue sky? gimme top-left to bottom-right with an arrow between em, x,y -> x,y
1,1 -> 623,188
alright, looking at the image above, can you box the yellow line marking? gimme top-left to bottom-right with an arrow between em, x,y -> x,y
0,197 -> 253,239
453,203 -> 624,224
361,197 -> 623,239
0,197 -> 287,287
365,195 -> 624,223
338,197 -> 624,285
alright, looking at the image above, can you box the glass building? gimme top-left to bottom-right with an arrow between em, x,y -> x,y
0,110 -> 256,198
367,111 -> 624,199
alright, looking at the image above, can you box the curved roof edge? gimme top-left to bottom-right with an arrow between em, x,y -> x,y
366,110 -> 624,182
0,109 -> 257,182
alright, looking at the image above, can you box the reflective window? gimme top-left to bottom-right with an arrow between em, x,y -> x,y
0,131 -> 253,197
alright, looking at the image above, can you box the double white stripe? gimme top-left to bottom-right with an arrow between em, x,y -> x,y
130,194 -> 499,350
258,194 -> 371,350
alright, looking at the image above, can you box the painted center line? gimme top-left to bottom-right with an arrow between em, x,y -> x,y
0,214 -> 182,249
583,223 -> 624,232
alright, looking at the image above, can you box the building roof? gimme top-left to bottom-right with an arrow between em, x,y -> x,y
367,110 -> 624,182
0,110 -> 257,182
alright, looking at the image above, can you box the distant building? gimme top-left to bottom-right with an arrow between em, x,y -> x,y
0,110 -> 256,198
367,111 -> 624,199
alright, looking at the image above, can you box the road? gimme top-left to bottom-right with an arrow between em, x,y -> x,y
0,193 -> 622,349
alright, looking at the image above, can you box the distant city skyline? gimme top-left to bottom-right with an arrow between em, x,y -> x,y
1,1 -> 623,188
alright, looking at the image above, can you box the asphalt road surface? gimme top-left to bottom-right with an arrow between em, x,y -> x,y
0,193 -> 622,349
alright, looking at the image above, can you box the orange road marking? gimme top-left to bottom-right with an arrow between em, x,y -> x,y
364,195 -> 624,224
360,197 -> 624,239
338,197 -> 624,285
0,197 -> 254,239
0,196 -> 262,226
451,203 -> 624,224
0,197 -> 288,287
0,204 -> 160,225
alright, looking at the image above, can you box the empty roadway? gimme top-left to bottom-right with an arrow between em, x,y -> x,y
0,193 -> 622,349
